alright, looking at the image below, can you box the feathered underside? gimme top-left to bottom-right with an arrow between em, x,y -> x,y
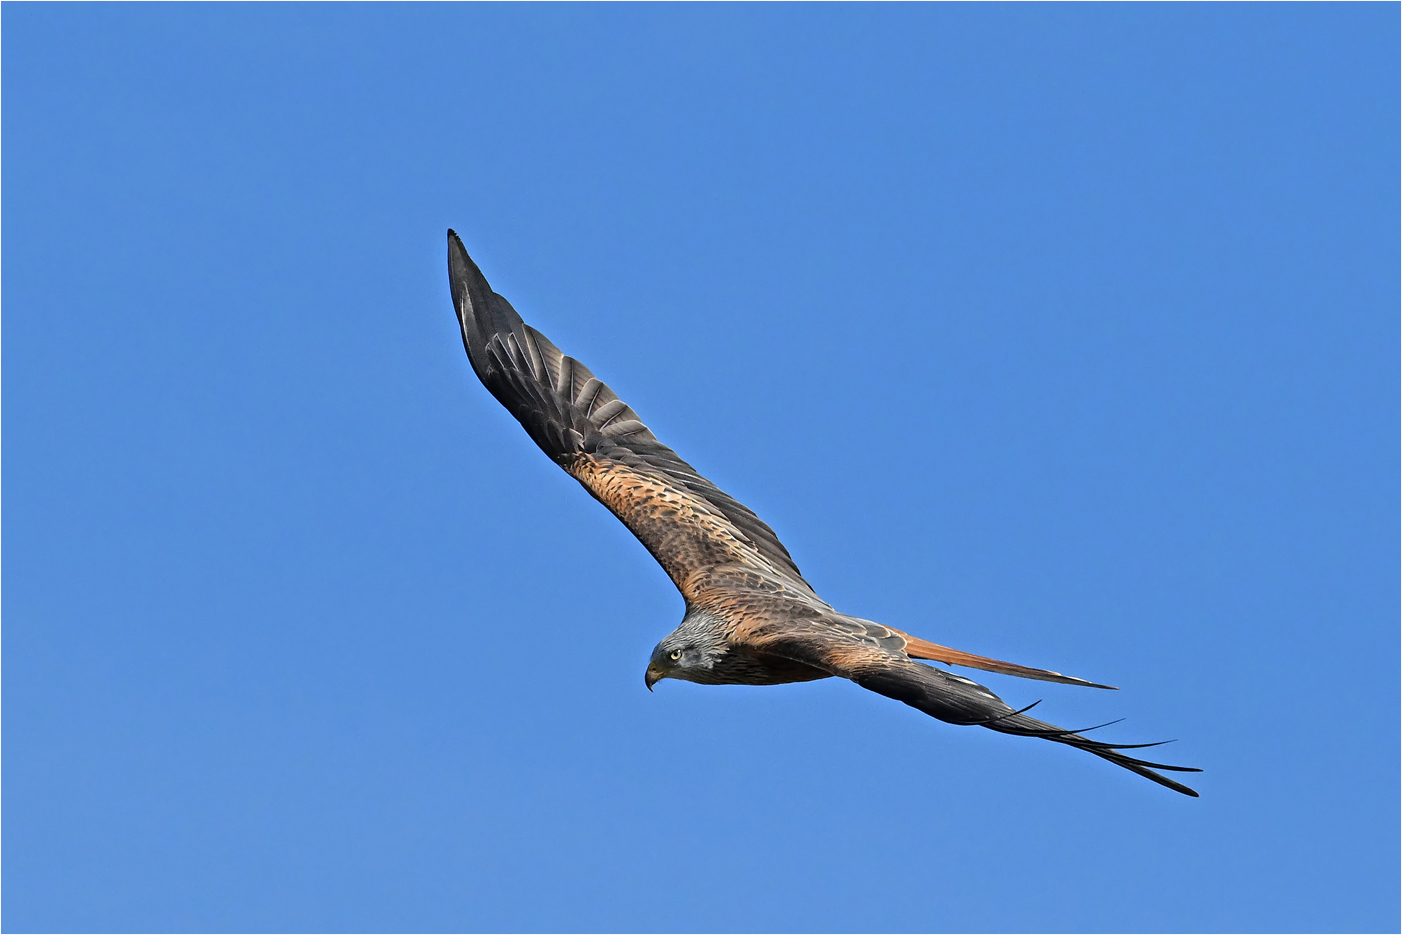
447,229 -> 1200,797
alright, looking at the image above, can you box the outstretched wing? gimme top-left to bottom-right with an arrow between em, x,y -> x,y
742,617 -> 1201,796
448,230 -> 812,600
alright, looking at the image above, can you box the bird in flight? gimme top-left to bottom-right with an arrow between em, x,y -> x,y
447,230 -> 1200,796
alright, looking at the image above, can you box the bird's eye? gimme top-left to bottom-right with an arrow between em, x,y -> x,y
669,649 -> 683,661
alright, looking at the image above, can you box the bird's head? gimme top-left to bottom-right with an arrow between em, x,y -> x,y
644,616 -> 726,690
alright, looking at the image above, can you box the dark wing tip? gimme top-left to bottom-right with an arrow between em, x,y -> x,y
447,230 -> 477,297
447,229 -> 525,390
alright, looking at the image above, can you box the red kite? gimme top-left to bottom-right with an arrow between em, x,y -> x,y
448,230 -> 1199,796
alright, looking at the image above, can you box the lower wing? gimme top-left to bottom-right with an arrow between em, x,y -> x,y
745,621 -> 1201,796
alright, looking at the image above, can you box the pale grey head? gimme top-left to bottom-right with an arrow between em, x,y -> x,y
644,610 -> 731,689
644,608 -> 833,689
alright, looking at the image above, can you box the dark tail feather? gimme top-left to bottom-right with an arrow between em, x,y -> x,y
985,711 -> 1202,796
849,663 -> 1202,796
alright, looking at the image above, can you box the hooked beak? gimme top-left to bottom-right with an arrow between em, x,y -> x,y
645,663 -> 666,691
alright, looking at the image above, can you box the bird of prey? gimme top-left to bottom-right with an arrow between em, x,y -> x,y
447,230 -> 1200,797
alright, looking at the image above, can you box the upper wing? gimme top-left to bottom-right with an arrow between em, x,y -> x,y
741,617 -> 1201,796
448,230 -> 813,600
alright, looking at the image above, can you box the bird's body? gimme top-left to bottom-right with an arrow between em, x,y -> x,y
448,230 -> 1200,796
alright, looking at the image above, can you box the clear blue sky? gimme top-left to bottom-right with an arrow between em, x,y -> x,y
4,4 -> 1397,932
